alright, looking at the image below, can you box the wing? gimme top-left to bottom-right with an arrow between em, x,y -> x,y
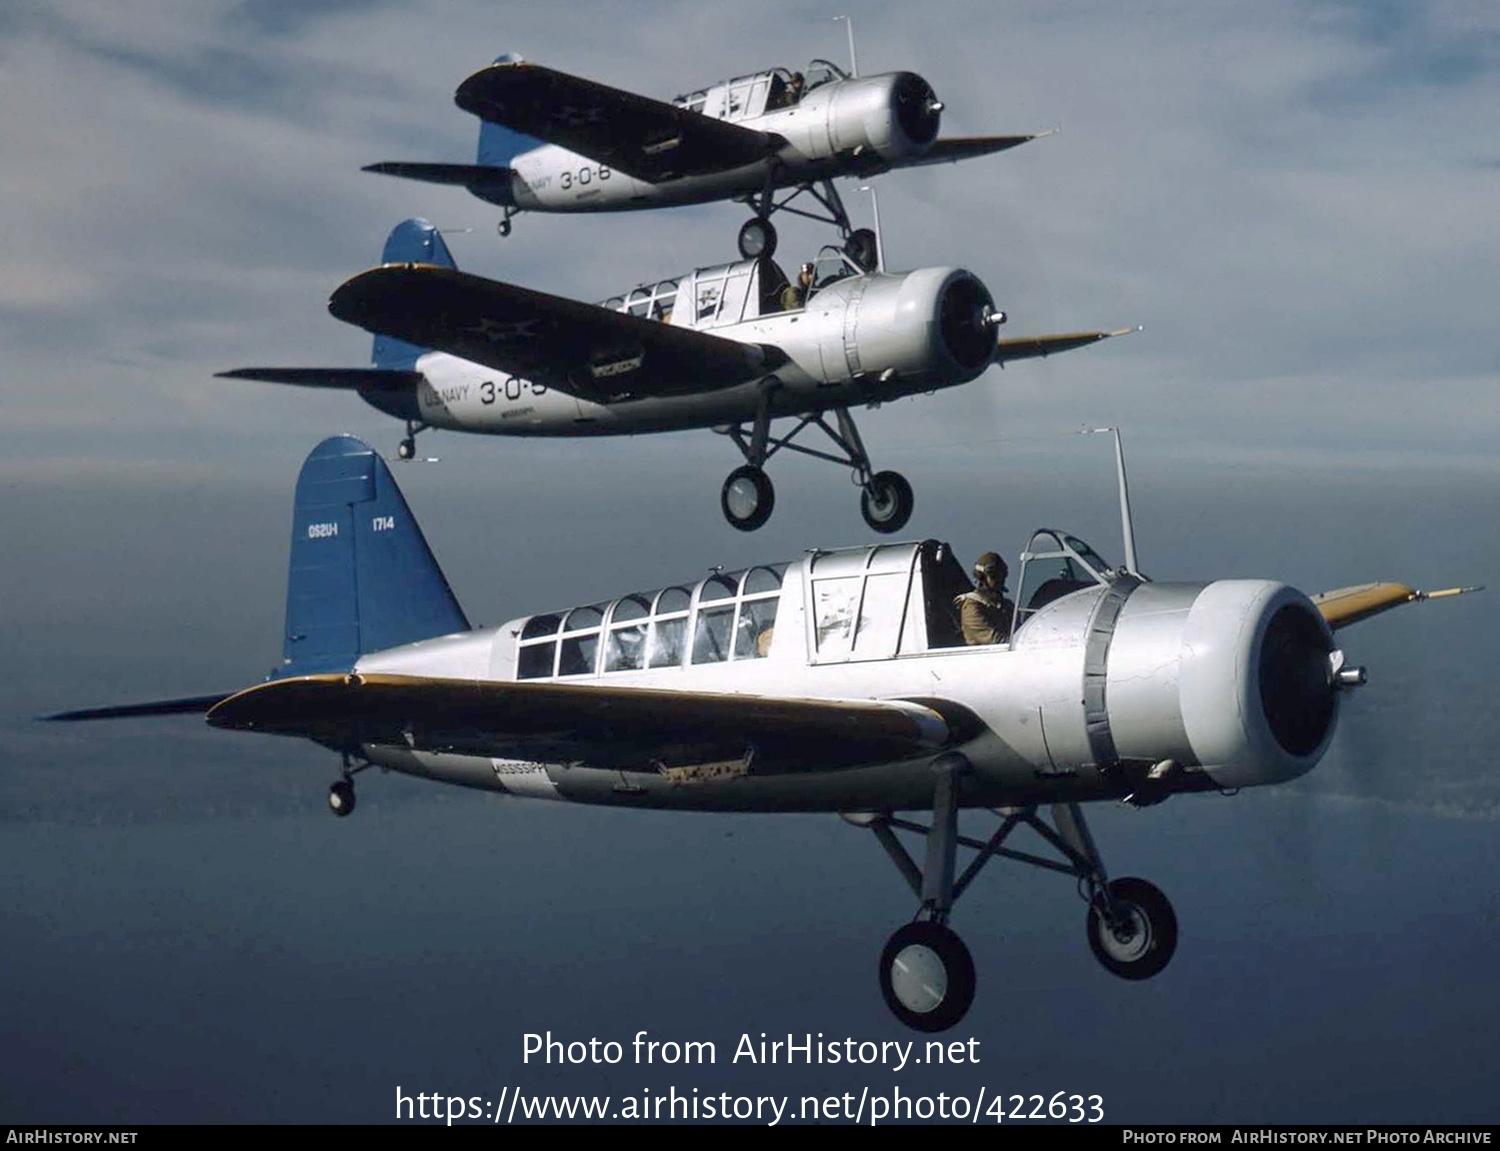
216,368 -> 423,391
43,693 -> 235,722
1312,582 -> 1482,630
902,133 -> 1044,168
329,264 -> 783,404
994,326 -> 1138,365
207,673 -> 952,775
455,61 -> 780,182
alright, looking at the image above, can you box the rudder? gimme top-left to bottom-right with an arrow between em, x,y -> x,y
280,436 -> 469,677
477,53 -> 545,167
372,218 -> 457,370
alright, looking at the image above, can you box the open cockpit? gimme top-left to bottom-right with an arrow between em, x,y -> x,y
670,60 -> 850,122
598,245 -> 869,330
505,532 -> 1127,680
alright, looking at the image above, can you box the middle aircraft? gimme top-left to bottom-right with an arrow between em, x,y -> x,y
224,220 -> 1130,533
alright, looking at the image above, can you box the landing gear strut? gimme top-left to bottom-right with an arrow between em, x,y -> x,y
717,390 -> 912,533
851,781 -> 1178,1030
736,179 -> 878,270
496,207 -> 515,238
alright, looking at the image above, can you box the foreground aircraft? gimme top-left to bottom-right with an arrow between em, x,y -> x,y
48,436 -> 1478,1031
366,53 -> 1043,263
222,219 -> 1129,533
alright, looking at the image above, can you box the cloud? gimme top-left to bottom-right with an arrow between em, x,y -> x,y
0,0 -> 1492,471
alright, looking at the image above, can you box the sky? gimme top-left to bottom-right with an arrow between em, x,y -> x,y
1,0 -> 1497,1126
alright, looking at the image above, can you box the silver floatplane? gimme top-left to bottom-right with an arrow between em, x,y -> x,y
222,219 -> 1131,533
366,52 -> 1044,263
47,433 -> 1478,1031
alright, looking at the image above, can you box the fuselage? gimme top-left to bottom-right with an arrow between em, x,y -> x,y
342,537 -> 1342,814
481,68 -> 941,215
393,261 -> 996,437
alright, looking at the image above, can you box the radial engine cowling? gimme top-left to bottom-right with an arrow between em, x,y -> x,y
814,72 -> 942,163
815,267 -> 997,388
1016,580 -> 1341,790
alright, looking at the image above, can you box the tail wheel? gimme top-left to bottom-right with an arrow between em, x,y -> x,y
860,471 -> 913,534
737,217 -> 777,261
1086,876 -> 1177,980
845,227 -> 878,271
721,465 -> 775,531
328,779 -> 356,818
878,921 -> 976,1032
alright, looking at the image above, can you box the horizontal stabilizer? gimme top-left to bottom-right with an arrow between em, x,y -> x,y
1312,582 -> 1483,630
330,264 -> 781,404
994,326 -> 1138,364
363,161 -> 514,187
43,693 -> 234,722
908,133 -> 1045,167
208,673 -> 951,775
216,368 -> 423,391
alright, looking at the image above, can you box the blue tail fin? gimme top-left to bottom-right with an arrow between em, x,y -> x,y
477,53 -> 545,167
279,436 -> 469,677
371,218 -> 457,370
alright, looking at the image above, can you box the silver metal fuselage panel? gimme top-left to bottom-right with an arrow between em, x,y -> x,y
505,73 -> 927,215
350,541 -> 1339,812
406,266 -> 984,436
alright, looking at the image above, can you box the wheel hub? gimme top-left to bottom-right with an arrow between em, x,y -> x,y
890,943 -> 948,1014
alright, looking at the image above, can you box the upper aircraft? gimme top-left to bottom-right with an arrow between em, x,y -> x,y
365,53 -> 1043,264
221,219 -> 1130,534
47,433 -> 1479,1032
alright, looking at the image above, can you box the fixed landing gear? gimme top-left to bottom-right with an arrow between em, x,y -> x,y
860,470 -> 914,533
852,776 -> 1178,1030
395,419 -> 428,462
844,227 -> 878,272
328,755 -> 369,818
736,179 -> 876,268
496,208 -> 515,238
1086,876 -> 1177,979
879,921 -> 975,1033
737,217 -> 777,261
717,390 -> 913,533
721,465 -> 775,532
328,779 -> 355,816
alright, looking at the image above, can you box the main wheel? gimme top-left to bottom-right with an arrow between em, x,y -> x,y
1086,876 -> 1177,980
737,217 -> 777,261
328,779 -> 356,818
878,922 -> 976,1032
845,227 -> 878,271
397,438 -> 415,461
720,465 -> 775,531
860,470 -> 914,533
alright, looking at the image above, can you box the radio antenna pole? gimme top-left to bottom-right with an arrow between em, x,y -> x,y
1080,426 -> 1140,577
833,15 -> 859,77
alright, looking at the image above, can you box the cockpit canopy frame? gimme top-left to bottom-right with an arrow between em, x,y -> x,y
1013,530 -> 1118,628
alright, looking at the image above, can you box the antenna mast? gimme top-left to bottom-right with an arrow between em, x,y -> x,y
1081,427 -> 1140,577
834,15 -> 859,77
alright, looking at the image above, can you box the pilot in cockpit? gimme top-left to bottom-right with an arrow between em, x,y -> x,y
955,552 -> 1015,646
780,262 -> 814,311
